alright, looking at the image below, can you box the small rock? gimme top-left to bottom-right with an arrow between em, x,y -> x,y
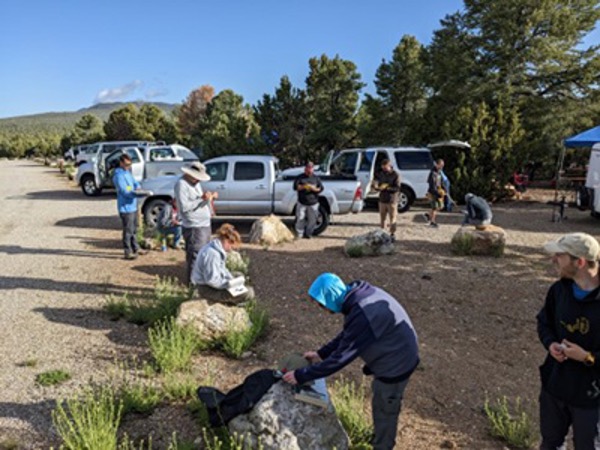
249,215 -> 294,246
440,439 -> 458,449
241,351 -> 252,359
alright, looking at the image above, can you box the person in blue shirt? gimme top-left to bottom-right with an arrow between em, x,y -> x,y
282,273 -> 419,450
112,154 -> 142,260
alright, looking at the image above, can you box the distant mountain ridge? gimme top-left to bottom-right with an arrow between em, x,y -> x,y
0,101 -> 179,134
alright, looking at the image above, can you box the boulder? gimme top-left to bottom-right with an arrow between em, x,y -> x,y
249,215 -> 294,246
228,382 -> 349,450
176,300 -> 251,341
451,225 -> 507,257
344,229 -> 395,257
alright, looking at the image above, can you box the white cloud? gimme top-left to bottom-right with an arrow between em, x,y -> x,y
94,80 -> 143,103
145,88 -> 169,99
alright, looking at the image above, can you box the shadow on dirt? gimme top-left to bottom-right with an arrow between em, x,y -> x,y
0,400 -> 58,446
55,215 -> 121,230
32,307 -> 147,348
0,244 -> 120,260
0,275 -> 149,297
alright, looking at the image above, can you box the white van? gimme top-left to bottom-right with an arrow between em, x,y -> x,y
577,143 -> 600,216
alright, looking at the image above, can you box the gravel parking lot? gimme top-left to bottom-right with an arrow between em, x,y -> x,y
1,159 -> 599,448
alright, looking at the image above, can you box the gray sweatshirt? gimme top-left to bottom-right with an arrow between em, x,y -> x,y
174,177 -> 212,228
190,239 -> 233,288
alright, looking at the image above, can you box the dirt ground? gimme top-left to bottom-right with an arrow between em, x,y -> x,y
2,159 -> 598,449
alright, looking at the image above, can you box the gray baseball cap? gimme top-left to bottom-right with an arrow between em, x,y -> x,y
543,233 -> 600,261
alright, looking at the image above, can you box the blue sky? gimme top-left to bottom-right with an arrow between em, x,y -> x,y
1,0 -> 598,119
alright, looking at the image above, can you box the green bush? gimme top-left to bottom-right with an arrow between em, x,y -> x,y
52,387 -> 123,449
148,318 -> 199,373
484,396 -> 534,449
219,300 -> 268,359
345,246 -> 365,258
104,277 -> 191,326
36,369 -> 71,386
226,251 -> 250,277
162,373 -> 198,401
450,232 -> 474,256
331,377 -> 374,450
119,381 -> 162,415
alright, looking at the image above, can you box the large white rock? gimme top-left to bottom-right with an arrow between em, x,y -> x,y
228,382 -> 349,450
451,225 -> 507,257
249,215 -> 294,246
344,229 -> 395,257
176,300 -> 251,341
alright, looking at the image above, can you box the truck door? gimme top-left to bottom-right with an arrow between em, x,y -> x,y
203,161 -> 230,214
228,161 -> 272,214
101,148 -> 143,187
356,150 -> 386,199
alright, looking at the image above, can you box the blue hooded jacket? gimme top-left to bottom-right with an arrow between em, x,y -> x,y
296,276 -> 419,385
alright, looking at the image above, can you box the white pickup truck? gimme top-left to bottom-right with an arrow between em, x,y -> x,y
76,144 -> 199,196
140,154 -> 365,235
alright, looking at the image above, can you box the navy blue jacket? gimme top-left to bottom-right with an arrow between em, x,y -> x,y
537,278 -> 600,407
295,281 -> 419,384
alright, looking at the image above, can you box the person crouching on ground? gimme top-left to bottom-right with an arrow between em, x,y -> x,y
462,193 -> 492,227
537,233 -> 600,449
157,198 -> 182,250
373,158 -> 401,242
293,161 -> 324,239
113,154 -> 143,260
282,273 -> 419,450
190,223 -> 254,304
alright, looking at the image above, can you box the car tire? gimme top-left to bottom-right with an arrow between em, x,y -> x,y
81,174 -> 101,197
143,198 -> 168,230
313,203 -> 330,236
397,186 -> 414,213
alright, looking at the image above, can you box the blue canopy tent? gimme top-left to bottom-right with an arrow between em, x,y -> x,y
564,125 -> 600,148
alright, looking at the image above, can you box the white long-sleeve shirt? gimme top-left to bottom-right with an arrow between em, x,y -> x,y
190,239 -> 233,288
174,177 -> 212,228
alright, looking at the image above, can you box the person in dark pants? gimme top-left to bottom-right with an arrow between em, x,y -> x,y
282,273 -> 419,450
373,159 -> 401,242
293,162 -> 324,239
537,233 -> 600,449
423,159 -> 445,228
112,154 -> 142,260
175,162 -> 218,285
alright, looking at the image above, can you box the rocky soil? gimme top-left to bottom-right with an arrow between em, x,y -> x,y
0,159 -> 595,449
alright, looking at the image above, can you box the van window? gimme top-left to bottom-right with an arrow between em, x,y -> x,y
206,162 -> 228,181
394,151 -> 433,170
331,152 -> 358,176
234,162 -> 265,181
358,151 -> 375,172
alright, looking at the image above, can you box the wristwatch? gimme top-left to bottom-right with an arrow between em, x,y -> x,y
584,352 -> 596,366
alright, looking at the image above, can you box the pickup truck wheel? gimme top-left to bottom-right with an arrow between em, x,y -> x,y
144,198 -> 167,230
313,204 -> 330,236
81,175 -> 101,197
397,186 -> 414,213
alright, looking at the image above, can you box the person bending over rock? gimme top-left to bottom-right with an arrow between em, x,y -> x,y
282,273 -> 419,450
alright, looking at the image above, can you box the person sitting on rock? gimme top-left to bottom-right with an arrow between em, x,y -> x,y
282,272 -> 419,450
190,223 -> 254,304
462,193 -> 493,227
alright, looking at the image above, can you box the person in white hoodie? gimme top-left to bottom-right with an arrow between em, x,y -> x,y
191,224 -> 254,304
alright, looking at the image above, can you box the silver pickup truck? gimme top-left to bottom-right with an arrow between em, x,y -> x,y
140,154 -> 365,235
76,144 -> 198,196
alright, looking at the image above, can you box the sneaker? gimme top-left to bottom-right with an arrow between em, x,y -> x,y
429,222 -> 439,228
124,253 -> 136,260
422,213 -> 430,223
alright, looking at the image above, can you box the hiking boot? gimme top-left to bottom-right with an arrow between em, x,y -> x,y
429,222 -> 439,228
124,253 -> 137,260
422,213 -> 430,223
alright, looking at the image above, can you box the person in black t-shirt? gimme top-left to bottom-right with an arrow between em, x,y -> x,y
293,162 -> 324,239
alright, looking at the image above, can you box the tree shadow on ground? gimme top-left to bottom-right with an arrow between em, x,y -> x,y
7,190 -> 112,202
66,235 -> 121,250
131,264 -> 185,282
55,215 -> 121,230
0,400 -> 58,446
0,275 -> 151,297
0,244 -> 120,259
32,307 -> 148,348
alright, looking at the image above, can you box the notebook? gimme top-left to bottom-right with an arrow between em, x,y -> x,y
226,276 -> 249,297
294,378 -> 330,409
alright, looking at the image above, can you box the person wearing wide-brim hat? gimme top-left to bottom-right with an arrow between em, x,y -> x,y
174,161 -> 218,284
